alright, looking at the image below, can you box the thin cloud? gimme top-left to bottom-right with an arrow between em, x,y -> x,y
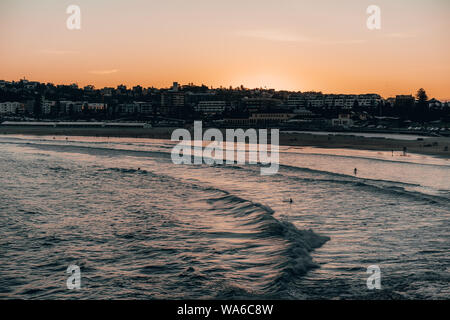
320,39 -> 366,45
238,30 -> 365,45
238,30 -> 311,43
88,69 -> 119,75
384,33 -> 415,39
40,49 -> 79,55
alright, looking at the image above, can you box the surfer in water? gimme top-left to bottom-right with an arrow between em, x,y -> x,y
289,198 -> 293,203
354,168 -> 358,175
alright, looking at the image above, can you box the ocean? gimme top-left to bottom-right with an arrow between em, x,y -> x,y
0,134 -> 449,299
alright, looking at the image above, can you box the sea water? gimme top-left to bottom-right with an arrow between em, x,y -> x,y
0,135 -> 448,299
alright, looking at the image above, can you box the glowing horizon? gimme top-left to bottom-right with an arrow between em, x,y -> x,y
1,0 -> 449,100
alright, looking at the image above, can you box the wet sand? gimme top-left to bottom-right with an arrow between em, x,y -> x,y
278,131 -> 450,158
1,125 -> 449,158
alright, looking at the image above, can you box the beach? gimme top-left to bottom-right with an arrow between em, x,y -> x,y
1,125 -> 449,158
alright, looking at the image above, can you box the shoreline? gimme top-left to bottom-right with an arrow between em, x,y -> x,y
1,125 -> 449,158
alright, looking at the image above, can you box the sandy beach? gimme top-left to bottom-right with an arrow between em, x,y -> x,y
1,125 -> 449,158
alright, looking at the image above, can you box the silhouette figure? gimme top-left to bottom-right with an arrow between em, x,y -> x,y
354,168 -> 358,175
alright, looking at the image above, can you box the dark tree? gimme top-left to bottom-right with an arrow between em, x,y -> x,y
415,88 -> 429,122
416,88 -> 428,103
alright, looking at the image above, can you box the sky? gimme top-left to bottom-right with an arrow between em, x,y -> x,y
1,0 -> 449,99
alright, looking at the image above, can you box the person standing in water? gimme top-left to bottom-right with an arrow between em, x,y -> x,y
354,168 -> 358,175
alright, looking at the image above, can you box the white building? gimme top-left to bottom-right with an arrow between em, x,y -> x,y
118,102 -> 152,114
135,102 -> 153,114
287,95 -> 305,109
344,95 -> 358,108
293,107 -> 314,117
101,87 -> 114,97
120,103 -> 138,114
332,114 -> 353,127
85,103 -> 106,112
324,95 -> 335,106
357,94 -> 382,107
334,98 -> 345,107
60,101 -> 84,114
195,101 -> 226,114
308,99 -> 325,108
42,100 -> 56,114
0,102 -> 23,114
249,112 -> 295,123
428,99 -> 442,109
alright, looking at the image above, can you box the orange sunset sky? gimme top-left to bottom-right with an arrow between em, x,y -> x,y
1,0 -> 449,100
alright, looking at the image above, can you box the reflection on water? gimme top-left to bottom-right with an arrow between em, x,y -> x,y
0,135 -> 449,299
